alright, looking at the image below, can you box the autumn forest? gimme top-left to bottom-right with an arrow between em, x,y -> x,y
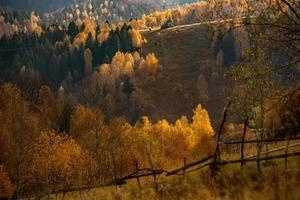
0,0 -> 300,199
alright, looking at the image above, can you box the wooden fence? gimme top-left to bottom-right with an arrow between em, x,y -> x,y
47,102 -> 300,196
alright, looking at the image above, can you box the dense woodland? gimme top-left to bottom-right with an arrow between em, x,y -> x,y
47,0 -> 181,25
0,0 -> 183,13
0,82 -> 215,197
0,0 -> 300,199
0,20 -> 139,86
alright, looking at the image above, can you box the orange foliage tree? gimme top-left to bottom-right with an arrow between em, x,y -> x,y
27,131 -> 96,191
70,105 -> 106,177
0,84 -> 39,192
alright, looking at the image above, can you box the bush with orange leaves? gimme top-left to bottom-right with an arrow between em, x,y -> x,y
0,165 -> 14,199
27,131 -> 96,190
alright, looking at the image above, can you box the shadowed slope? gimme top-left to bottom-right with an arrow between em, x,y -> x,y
141,25 -> 228,126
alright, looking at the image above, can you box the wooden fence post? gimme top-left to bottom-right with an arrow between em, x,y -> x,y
241,117 -> 249,169
111,153 -> 118,186
135,160 -> 141,190
212,101 -> 231,175
183,157 -> 187,177
285,134 -> 291,169
265,143 -> 268,161
152,172 -> 159,193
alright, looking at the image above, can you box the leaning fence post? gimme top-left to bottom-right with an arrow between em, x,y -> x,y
265,142 -> 268,161
212,101 -> 231,175
285,133 -> 291,169
183,157 -> 187,177
152,172 -> 159,193
241,117 -> 249,169
135,160 -> 141,190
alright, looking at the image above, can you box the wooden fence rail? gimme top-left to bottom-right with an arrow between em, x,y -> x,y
166,155 -> 213,176
219,151 -> 300,165
223,136 -> 300,145
46,148 -> 300,196
245,142 -> 300,159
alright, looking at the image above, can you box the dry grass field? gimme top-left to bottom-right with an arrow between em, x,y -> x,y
47,157 -> 300,200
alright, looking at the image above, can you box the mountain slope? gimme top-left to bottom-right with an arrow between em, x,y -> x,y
46,0 -> 181,25
140,25 -> 230,127
0,0 -> 84,12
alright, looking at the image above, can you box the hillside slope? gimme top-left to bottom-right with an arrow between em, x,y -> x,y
140,25 -> 230,127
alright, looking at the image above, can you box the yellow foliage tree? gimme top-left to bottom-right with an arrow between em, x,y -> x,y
105,117 -> 132,180
129,28 -> 144,48
191,104 -> 214,136
189,104 -> 215,155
